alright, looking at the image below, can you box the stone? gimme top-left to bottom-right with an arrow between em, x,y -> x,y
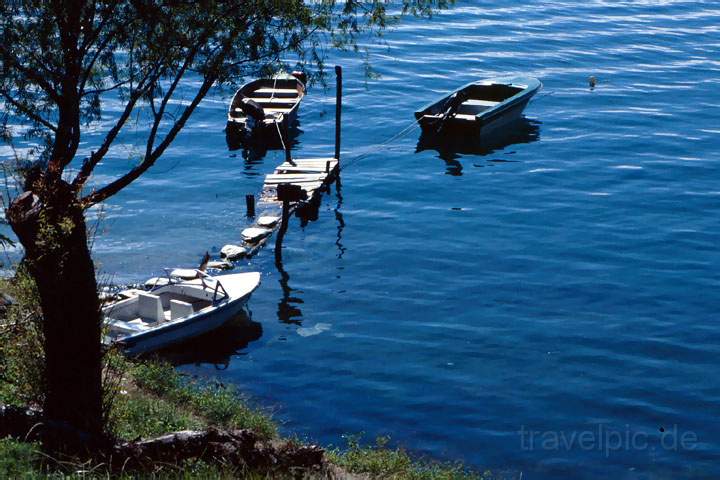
220,244 -> 248,260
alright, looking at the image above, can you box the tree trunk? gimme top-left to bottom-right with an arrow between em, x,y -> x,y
7,181 -> 104,450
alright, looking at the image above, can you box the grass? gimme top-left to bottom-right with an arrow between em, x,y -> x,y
330,436 -> 491,480
125,361 -> 277,440
0,436 -> 253,479
0,272 -> 491,479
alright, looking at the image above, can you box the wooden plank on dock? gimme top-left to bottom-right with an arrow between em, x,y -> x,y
275,166 -> 331,173
279,158 -> 336,165
264,173 -> 326,184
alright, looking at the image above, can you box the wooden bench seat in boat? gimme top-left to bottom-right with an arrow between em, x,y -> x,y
254,88 -> 299,97
422,113 -> 477,121
457,99 -> 499,116
248,97 -> 298,105
464,99 -> 499,107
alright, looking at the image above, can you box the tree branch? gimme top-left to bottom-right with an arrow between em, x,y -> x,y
72,64 -> 163,191
144,46 -> 200,160
0,44 -> 62,104
81,80 -> 130,97
80,74 -> 215,207
81,29 -> 240,208
0,90 -> 57,132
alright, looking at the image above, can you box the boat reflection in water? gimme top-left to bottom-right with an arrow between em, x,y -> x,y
227,123 -> 303,177
154,309 -> 262,369
416,117 -> 541,175
225,122 -> 302,153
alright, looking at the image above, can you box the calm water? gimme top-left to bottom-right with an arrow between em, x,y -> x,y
6,1 -> 720,478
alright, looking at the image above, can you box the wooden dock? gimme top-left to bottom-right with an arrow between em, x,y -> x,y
230,156 -> 340,257
217,66 -> 343,263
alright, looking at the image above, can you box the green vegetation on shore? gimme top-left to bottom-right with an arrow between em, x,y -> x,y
0,272 -> 487,479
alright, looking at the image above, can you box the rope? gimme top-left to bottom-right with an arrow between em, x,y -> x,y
274,119 -> 287,153
270,75 -> 288,153
335,90 -> 551,172
339,117 -> 421,171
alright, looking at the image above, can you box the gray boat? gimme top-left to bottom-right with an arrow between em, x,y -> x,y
415,76 -> 542,135
226,72 -> 306,145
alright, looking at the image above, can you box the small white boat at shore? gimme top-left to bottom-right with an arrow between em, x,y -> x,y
103,269 -> 260,356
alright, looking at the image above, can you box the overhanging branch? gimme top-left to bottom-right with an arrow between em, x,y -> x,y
0,90 -> 57,132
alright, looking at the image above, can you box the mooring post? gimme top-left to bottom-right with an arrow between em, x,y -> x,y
245,194 -> 255,217
334,65 -> 342,161
275,200 -> 290,265
274,183 -> 306,265
284,121 -> 295,166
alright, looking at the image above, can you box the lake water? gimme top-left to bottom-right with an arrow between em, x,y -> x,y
6,1 -> 720,478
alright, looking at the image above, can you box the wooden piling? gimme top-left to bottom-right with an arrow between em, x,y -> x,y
334,65 -> 342,161
237,68 -> 344,260
245,194 -> 255,217
284,121 -> 295,166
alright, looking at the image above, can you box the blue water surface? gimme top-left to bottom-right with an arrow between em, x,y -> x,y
6,1 -> 720,478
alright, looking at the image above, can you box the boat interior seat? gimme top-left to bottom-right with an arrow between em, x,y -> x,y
109,320 -> 145,334
457,99 -> 499,115
464,99 -> 500,107
170,299 -> 194,320
138,292 -> 164,323
254,88 -> 299,97
248,97 -> 297,105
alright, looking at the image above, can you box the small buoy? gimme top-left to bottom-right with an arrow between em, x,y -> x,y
207,260 -> 234,270
242,227 -> 272,243
589,76 -> 597,90
257,216 -> 280,228
220,244 -> 248,260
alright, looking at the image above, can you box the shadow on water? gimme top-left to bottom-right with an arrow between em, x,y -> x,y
227,123 -> 303,175
334,177 -> 346,260
415,117 -> 541,175
153,310 -> 263,369
275,259 -> 304,325
274,202 -> 304,325
272,174 -> 345,324
225,122 -> 303,152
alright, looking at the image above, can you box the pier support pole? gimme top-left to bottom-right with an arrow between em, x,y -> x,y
274,200 -> 290,265
274,184 -> 306,265
334,65 -> 342,162
245,194 -> 255,217
284,121 -> 295,166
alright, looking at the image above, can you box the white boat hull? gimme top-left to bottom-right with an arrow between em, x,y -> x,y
104,272 -> 261,356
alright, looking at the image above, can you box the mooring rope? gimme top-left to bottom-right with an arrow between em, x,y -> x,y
339,117 -> 421,171
274,119 -> 287,153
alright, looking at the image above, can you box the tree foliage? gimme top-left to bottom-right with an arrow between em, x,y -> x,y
0,0 -> 450,445
1,0 -> 449,203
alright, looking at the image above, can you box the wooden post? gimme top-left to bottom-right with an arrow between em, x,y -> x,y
334,65 -> 342,161
284,121 -> 295,166
245,194 -> 255,217
274,183 -> 306,264
275,200 -> 290,265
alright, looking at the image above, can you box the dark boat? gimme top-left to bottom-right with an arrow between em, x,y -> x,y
414,76 -> 541,135
226,72 -> 306,145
